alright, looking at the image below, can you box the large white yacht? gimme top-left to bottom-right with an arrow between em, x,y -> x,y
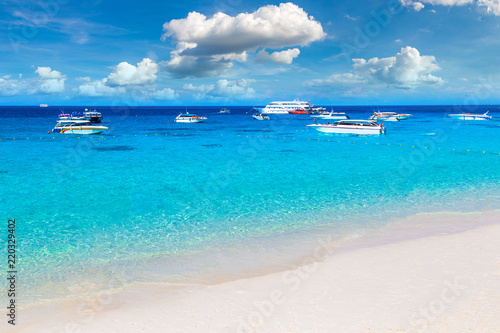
255,99 -> 310,114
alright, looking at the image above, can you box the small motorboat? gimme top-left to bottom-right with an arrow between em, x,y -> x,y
84,109 -> 103,123
448,111 -> 492,120
220,108 -> 231,114
309,107 -> 326,114
369,111 -> 399,121
174,113 -> 207,123
311,110 -> 349,120
52,120 -> 108,134
396,113 -> 413,120
307,120 -> 386,135
253,113 -> 270,120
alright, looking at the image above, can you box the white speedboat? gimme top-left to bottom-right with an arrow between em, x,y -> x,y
52,120 -> 108,134
255,99 -> 310,114
448,111 -> 492,120
310,110 -> 349,120
84,109 -> 103,123
307,120 -> 386,135
174,113 -> 207,123
369,111 -> 399,121
253,113 -> 270,120
396,113 -> 413,120
40,104 -> 48,107
309,106 -> 326,114
220,108 -> 231,114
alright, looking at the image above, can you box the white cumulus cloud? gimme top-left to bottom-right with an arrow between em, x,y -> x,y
154,88 -> 178,100
400,0 -> 474,10
106,58 -> 158,86
352,46 -> 443,88
210,79 -> 255,97
305,47 -> 443,91
78,79 -> 125,97
0,67 -> 67,96
35,67 -> 66,93
77,58 -> 166,99
161,3 -> 325,78
0,77 -> 27,96
400,0 -> 500,16
478,0 -> 500,15
256,48 -> 300,64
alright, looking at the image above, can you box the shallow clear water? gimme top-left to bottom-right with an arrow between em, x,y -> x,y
1,105 -> 499,303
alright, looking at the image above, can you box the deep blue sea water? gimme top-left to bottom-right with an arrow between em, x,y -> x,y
1,105 -> 499,303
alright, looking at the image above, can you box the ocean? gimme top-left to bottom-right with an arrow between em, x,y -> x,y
1,105 -> 499,305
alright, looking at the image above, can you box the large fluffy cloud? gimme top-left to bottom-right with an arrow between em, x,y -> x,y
478,0 -> 500,14
352,46 -> 443,88
161,3 -> 325,78
305,47 -> 443,90
0,67 -> 67,95
400,0 -> 500,15
77,58 -> 176,100
35,67 -> 66,93
106,58 -> 158,86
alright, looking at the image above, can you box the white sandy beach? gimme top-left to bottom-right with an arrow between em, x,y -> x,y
11,210 -> 500,333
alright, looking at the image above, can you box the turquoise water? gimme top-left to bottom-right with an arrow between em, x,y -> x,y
1,105 -> 499,303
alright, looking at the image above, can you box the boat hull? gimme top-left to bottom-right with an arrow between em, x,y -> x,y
396,114 -> 412,120
449,114 -> 491,120
308,125 -> 384,135
382,116 -> 399,121
54,126 -> 108,134
174,118 -> 206,123
259,110 -> 290,114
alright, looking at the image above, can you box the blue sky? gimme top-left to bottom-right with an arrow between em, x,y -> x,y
1,0 -> 500,105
